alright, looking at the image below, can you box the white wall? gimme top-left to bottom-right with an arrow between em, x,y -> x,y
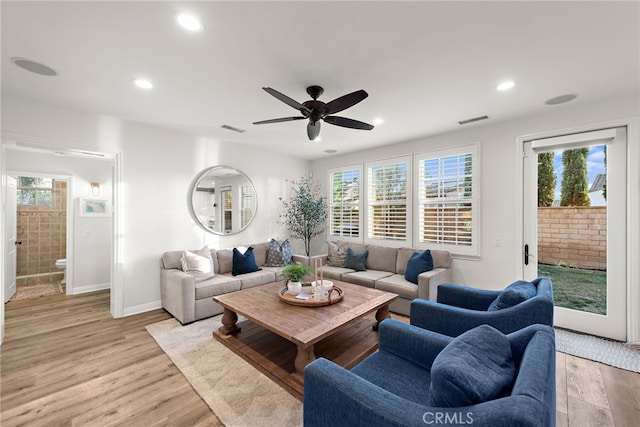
1,94 -> 309,315
5,150 -> 112,292
311,94 -> 639,291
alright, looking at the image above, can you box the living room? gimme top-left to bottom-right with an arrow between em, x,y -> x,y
1,1 -> 639,425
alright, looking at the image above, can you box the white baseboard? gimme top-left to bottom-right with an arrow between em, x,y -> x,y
71,282 -> 110,295
122,300 -> 163,317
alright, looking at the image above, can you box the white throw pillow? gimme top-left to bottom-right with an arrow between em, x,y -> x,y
180,246 -> 214,282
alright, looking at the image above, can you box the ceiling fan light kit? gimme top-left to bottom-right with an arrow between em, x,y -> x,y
253,85 -> 374,140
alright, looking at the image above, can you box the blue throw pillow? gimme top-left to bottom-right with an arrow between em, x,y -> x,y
404,250 -> 434,284
487,280 -> 537,311
344,247 -> 368,271
232,247 -> 262,276
428,325 -> 516,407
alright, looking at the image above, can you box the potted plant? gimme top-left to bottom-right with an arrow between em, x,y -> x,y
281,263 -> 314,295
280,176 -> 328,256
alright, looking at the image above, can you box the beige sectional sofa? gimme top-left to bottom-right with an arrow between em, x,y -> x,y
303,241 -> 452,316
160,241 -> 306,324
160,240 -> 452,324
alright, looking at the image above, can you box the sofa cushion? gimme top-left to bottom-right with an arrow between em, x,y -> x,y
216,249 -> 233,274
404,250 -> 434,284
265,239 -> 293,267
342,270 -> 393,288
396,248 -> 417,275
232,247 -> 262,276
194,275 -> 241,300
320,265 -> 355,281
375,274 -> 419,300
338,240 -> 367,255
366,245 -> 398,272
487,280 -> 537,311
431,249 -> 451,269
238,270 -> 277,289
251,241 -> 271,266
344,247 -> 368,271
429,325 -> 516,407
327,241 -> 348,267
180,246 -> 215,283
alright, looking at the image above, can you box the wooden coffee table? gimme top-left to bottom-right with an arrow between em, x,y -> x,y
212,280 -> 397,400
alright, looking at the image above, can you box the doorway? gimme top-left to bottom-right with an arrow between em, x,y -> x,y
522,127 -> 627,341
11,175 -> 70,300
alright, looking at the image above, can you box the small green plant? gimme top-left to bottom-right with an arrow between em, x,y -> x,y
281,263 -> 314,283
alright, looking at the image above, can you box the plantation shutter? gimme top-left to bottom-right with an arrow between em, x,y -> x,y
329,167 -> 361,238
240,185 -> 255,228
416,144 -> 478,255
366,158 -> 409,242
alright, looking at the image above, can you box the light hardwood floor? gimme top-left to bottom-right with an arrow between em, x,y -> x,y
1,290 -> 221,426
2,290 -> 639,426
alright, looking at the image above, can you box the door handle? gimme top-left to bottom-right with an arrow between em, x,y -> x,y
524,244 -> 529,265
15,240 -> 22,245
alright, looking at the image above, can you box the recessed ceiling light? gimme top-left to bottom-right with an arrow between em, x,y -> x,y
372,118 -> 384,126
176,13 -> 204,32
545,94 -> 578,105
11,57 -> 57,76
497,80 -> 515,91
133,79 -> 153,89
313,137 -> 322,142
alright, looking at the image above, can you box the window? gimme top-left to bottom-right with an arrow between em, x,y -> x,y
240,184 -> 255,228
416,144 -> 478,256
328,166 -> 361,239
366,156 -> 410,243
17,177 -> 54,206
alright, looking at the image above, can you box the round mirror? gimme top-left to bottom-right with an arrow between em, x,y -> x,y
189,166 -> 257,235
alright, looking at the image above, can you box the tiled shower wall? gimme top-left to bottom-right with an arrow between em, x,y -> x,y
16,180 -> 67,285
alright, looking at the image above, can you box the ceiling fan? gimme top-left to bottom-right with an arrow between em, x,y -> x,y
253,85 -> 374,140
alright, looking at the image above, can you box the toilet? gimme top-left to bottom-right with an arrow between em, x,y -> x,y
55,259 -> 67,284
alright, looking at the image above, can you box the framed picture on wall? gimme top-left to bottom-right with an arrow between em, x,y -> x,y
80,198 -> 111,217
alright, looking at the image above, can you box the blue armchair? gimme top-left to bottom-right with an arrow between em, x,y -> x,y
303,320 -> 556,427
410,277 -> 554,336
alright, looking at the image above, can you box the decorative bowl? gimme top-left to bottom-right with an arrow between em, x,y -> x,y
311,280 -> 333,291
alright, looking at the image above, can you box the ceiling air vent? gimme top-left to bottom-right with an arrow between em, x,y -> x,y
458,115 -> 489,125
221,124 -> 246,133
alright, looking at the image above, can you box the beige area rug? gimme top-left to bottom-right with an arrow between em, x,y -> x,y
146,316 -> 303,427
10,282 -> 64,301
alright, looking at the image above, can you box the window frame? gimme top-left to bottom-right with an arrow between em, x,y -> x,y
364,155 -> 411,247
17,176 -> 54,207
413,143 -> 480,257
239,184 -> 255,228
327,164 -> 363,242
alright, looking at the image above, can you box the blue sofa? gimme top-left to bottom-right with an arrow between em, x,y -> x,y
303,320 -> 556,427
410,277 -> 554,336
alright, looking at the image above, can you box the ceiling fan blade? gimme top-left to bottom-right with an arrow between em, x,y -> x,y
324,116 -> 374,130
324,90 -> 368,115
307,121 -> 321,140
262,87 -> 311,114
253,116 -> 306,125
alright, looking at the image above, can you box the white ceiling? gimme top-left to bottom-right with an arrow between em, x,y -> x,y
2,1 -> 638,160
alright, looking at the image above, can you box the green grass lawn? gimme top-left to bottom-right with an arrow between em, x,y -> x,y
537,264 -> 607,315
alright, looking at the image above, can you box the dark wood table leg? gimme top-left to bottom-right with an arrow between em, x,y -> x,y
373,304 -> 391,331
294,344 -> 316,375
217,308 -> 241,336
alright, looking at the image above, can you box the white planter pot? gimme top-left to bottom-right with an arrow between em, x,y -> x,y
287,280 -> 302,295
